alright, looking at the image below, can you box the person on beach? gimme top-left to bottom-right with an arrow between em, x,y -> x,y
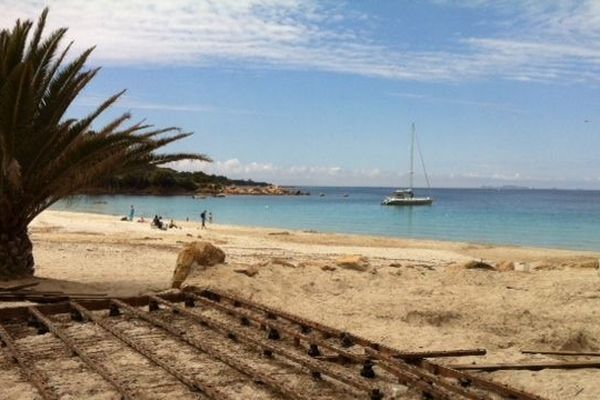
128,205 -> 135,221
208,212 -> 213,223
152,215 -> 165,230
200,210 -> 207,229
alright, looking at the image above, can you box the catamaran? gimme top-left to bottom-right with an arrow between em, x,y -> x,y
382,123 -> 433,206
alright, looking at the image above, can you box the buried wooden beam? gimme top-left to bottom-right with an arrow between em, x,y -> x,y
448,360 -> 600,371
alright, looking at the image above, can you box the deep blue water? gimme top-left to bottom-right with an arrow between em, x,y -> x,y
51,187 -> 600,251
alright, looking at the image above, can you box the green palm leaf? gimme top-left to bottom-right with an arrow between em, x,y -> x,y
0,8 -> 209,278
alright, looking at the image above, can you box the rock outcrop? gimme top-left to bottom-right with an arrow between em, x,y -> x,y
171,241 -> 226,288
336,255 -> 369,272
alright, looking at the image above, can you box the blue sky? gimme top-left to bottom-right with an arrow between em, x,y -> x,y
4,1 -> 600,188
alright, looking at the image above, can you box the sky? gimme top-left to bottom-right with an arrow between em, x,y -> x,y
3,0 -> 600,188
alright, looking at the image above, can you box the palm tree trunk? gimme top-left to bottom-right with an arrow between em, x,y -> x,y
0,226 -> 35,279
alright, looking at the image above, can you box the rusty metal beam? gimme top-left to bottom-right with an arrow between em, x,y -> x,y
110,299 -> 314,400
0,323 -> 59,400
150,295 -> 385,400
27,306 -> 136,400
200,288 -> 486,360
448,360 -> 600,371
522,349 -> 600,357
197,289 -> 546,400
186,292 -> 368,363
364,347 -> 489,400
419,360 -> 547,400
69,301 -> 231,400
0,293 -> 187,322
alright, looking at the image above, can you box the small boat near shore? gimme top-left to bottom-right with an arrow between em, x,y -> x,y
382,123 -> 433,206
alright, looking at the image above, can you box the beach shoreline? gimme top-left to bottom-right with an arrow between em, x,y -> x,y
20,210 -> 600,398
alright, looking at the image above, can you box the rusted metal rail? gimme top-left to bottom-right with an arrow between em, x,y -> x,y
27,306 -> 136,400
196,288 -> 546,400
0,291 -> 552,400
199,288 -> 486,360
364,347 -> 490,400
0,323 -> 59,400
69,301 -> 229,400
419,360 -> 547,400
150,295 -> 386,400
186,292 -> 485,400
522,349 -> 600,357
110,299 -> 315,400
449,360 -> 600,371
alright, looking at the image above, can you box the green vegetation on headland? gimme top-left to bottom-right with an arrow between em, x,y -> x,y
87,167 -> 307,196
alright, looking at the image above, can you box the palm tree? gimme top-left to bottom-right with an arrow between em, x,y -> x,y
0,9 -> 209,279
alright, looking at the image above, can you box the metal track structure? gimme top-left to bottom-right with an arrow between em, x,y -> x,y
0,290 -> 550,400
197,288 -> 547,400
0,323 -> 59,400
27,306 -> 136,400
69,301 -> 232,400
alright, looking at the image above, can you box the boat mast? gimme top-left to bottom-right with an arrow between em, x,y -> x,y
409,122 -> 415,190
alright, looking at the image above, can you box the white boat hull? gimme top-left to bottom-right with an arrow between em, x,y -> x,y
382,197 -> 432,206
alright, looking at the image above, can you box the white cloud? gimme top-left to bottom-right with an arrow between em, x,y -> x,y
167,158 -> 586,188
3,0 -> 600,83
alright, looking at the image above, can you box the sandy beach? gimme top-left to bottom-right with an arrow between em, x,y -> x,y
18,210 -> 600,399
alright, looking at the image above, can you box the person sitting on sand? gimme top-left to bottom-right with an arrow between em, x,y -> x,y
168,219 -> 178,229
137,216 -> 145,223
152,215 -> 164,230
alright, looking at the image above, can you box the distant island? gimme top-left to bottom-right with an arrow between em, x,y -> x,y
480,185 -> 531,190
86,167 -> 308,196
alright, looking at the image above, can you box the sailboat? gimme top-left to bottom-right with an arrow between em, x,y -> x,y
382,123 -> 433,206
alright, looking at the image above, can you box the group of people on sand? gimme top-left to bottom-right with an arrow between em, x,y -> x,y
124,205 -> 213,230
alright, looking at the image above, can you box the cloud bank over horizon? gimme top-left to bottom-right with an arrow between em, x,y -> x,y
3,0 -> 600,84
168,159 -> 600,190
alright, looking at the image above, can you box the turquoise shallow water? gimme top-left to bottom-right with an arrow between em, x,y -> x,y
51,187 -> 600,251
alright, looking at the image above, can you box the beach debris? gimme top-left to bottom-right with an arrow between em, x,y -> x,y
0,289 -> 542,400
186,233 -> 193,237
336,255 -> 369,272
0,290 -> 107,303
321,265 -> 336,271
233,266 -> 259,277
514,262 -> 532,272
171,241 -> 226,288
495,260 -> 515,272
271,257 -> 296,268
448,359 -> 600,371
522,349 -> 600,357
389,262 -> 403,268
450,260 -> 495,271
268,231 -> 290,236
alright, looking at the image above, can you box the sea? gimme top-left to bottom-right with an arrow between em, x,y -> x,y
51,187 -> 600,251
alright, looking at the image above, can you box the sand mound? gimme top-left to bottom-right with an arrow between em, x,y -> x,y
402,310 -> 461,327
559,330 -> 598,352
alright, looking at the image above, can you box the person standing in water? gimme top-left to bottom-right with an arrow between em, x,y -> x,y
200,210 -> 207,229
128,205 -> 135,221
208,212 -> 213,223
